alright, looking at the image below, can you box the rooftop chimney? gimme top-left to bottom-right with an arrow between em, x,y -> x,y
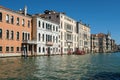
24,5 -> 27,16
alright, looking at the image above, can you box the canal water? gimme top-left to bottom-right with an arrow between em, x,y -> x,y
0,53 -> 120,80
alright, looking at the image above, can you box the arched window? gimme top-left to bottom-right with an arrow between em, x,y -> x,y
28,20 -> 30,28
25,33 -> 27,40
42,22 -> 44,28
56,37 -> 58,43
11,31 -> 14,40
17,17 -> 19,25
28,33 -> 30,40
53,26 -> 55,31
42,34 -> 44,41
38,33 -> 40,41
46,34 -> 48,42
43,47 -> 45,52
22,32 -> 24,40
39,47 -> 41,53
22,19 -> 25,26
6,30 -> 9,39
39,21 -> 40,27
53,36 -> 55,42
0,29 -> 2,38
0,12 -> 2,21
6,14 -> 9,23
11,16 -> 14,24
17,32 -> 19,40
56,26 -> 58,32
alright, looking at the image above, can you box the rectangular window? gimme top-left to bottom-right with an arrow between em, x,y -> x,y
17,47 -> 19,52
6,47 -> 9,52
67,34 -> 72,41
0,46 -> 2,52
0,12 -> 2,21
11,47 -> 14,52
28,20 -> 30,28
0,29 -> 2,39
56,15 -> 59,18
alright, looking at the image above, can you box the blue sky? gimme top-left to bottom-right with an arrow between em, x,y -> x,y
0,0 -> 120,44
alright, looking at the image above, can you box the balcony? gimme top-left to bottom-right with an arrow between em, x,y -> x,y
22,40 -> 37,44
46,41 -> 53,46
66,29 -> 73,33
66,39 -> 73,43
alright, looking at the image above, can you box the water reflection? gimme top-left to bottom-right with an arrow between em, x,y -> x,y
0,53 -> 120,80
88,72 -> 120,80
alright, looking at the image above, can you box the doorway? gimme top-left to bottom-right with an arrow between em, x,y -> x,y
48,47 -> 51,56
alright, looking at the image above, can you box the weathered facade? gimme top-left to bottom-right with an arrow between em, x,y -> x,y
32,15 -> 60,55
77,21 -> 91,53
91,33 -> 117,53
0,6 -> 36,57
91,34 -> 99,53
40,10 -> 78,54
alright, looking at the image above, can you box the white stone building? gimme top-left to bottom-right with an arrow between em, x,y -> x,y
32,15 -> 60,55
40,10 -> 78,54
77,21 -> 91,53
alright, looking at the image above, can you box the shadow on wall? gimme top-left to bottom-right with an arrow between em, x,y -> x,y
87,72 -> 120,80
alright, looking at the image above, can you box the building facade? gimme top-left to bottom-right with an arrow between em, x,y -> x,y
91,34 -> 99,53
0,6 -> 36,56
40,10 -> 78,54
105,33 -> 112,52
32,15 -> 60,55
77,21 -> 91,53
91,33 -> 117,53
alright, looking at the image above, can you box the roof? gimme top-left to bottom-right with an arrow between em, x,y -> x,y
0,5 -> 32,18
32,14 -> 59,25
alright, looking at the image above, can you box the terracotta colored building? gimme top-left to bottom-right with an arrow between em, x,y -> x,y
0,6 -> 35,57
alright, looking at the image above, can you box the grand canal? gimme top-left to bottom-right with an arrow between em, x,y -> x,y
0,53 -> 120,80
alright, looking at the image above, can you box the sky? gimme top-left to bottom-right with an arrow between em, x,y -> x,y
0,0 -> 120,44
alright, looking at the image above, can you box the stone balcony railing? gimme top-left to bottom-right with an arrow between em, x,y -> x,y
66,39 -> 73,43
46,41 -> 53,46
22,40 -> 37,44
66,29 -> 73,33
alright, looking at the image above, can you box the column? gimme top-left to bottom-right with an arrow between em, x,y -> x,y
32,45 -> 34,55
27,44 -> 29,55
